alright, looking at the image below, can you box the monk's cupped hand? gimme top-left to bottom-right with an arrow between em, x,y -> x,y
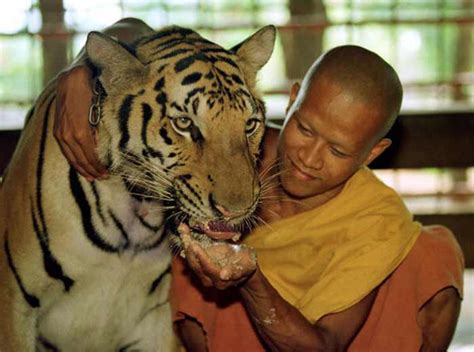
178,223 -> 257,290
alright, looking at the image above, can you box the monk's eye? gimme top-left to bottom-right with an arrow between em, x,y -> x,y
171,116 -> 194,133
330,147 -> 349,158
297,120 -> 312,136
245,118 -> 261,136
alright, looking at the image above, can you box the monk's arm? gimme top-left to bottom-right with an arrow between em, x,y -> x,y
418,286 -> 461,352
179,227 -> 377,351
55,17 -> 153,180
239,267 -> 377,351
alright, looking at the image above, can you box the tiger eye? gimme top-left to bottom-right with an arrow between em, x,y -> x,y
174,116 -> 193,131
245,118 -> 261,136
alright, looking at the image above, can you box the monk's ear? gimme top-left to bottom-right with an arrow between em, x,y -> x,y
364,138 -> 392,166
285,82 -> 300,115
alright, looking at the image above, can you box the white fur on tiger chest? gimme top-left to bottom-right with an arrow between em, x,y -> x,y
37,180 -> 174,350
96,178 -> 166,248
37,241 -> 173,351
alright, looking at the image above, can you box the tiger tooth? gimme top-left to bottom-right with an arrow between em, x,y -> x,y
231,233 -> 241,242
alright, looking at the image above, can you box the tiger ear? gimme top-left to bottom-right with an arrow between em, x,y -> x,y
86,31 -> 147,94
230,25 -> 276,86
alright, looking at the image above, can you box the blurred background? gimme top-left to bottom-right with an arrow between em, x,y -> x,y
0,1 -> 473,349
1,1 -> 473,121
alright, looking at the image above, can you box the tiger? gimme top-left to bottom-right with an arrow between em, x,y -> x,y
0,18 -> 275,351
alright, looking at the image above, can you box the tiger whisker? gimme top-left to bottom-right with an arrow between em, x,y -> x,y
119,172 -> 174,201
169,235 -> 183,256
116,151 -> 174,192
258,195 -> 283,201
259,169 -> 284,190
258,160 -> 283,179
252,213 -> 278,234
164,211 -> 182,224
260,167 -> 284,186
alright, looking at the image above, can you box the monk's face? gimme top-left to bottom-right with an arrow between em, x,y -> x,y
278,76 -> 390,200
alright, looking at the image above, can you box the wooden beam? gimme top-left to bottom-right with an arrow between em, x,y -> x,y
0,130 -> 21,175
371,111 -> 474,169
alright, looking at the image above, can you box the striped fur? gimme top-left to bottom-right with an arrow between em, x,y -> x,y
0,23 -> 275,351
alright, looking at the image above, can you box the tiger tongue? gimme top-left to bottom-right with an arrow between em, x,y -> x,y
202,221 -> 240,241
208,221 -> 234,232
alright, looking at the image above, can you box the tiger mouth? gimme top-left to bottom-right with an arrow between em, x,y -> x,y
188,219 -> 241,242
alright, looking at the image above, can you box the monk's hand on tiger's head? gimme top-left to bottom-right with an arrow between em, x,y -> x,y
178,223 -> 257,290
54,65 -> 108,182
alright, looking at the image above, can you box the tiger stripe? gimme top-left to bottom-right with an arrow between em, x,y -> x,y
148,265 -> 171,295
69,167 -> 120,253
175,187 -> 205,217
139,26 -> 194,46
178,175 -> 204,206
118,94 -> 135,151
184,87 -> 205,105
170,101 -> 185,112
139,230 -> 167,252
4,234 -> 40,308
141,103 -> 164,163
34,96 -> 74,291
109,210 -> 130,250
181,72 -> 202,85
155,91 -> 167,120
150,37 -> 216,56
192,97 -> 200,115
118,340 -> 140,352
159,127 -> 173,145
31,204 -> 74,292
153,77 -> 165,91
90,182 -> 107,224
37,335 -> 60,352
134,209 -> 161,233
158,48 -> 193,61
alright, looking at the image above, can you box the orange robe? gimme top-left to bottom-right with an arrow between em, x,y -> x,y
170,168 -> 464,351
348,225 -> 464,351
171,227 -> 464,351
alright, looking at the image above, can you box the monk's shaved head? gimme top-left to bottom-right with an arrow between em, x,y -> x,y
301,45 -> 402,142
278,45 -> 402,202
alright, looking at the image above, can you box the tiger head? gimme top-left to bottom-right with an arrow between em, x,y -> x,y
85,25 -> 276,241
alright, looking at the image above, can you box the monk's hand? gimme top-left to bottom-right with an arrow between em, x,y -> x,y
178,224 -> 257,290
54,65 -> 108,182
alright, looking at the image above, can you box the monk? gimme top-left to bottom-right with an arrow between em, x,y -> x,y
54,18 -> 464,351
171,45 -> 464,352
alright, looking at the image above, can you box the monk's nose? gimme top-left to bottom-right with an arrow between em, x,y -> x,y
299,142 -> 324,170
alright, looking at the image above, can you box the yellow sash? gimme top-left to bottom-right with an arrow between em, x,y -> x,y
245,167 -> 421,323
